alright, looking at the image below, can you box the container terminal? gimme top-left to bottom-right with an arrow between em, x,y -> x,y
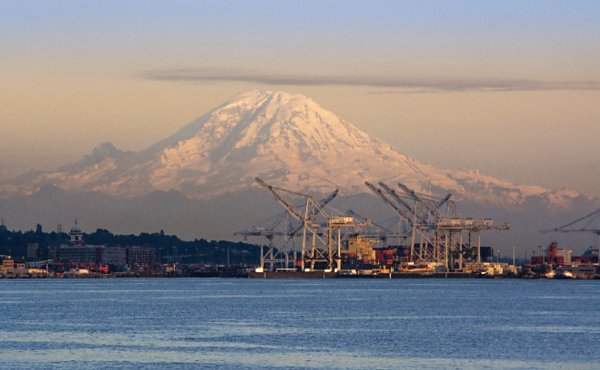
238,178 -> 599,279
1,179 -> 598,279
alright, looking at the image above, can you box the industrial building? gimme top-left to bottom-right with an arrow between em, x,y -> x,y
47,223 -> 157,271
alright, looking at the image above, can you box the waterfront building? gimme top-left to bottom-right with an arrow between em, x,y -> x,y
127,246 -> 156,268
48,222 -> 104,264
0,257 -> 28,277
26,243 -> 39,259
102,246 -> 127,268
2,257 -> 14,269
69,223 -> 84,247
52,245 -> 105,264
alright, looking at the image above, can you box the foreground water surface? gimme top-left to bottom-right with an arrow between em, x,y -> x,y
0,278 -> 599,369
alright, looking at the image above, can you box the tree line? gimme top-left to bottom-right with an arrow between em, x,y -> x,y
0,224 -> 261,265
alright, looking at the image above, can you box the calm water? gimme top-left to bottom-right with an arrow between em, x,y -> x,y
1,278 -> 599,369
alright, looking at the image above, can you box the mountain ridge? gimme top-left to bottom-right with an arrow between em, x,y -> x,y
0,90 -> 594,212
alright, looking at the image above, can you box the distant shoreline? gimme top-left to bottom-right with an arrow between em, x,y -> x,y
2,272 -> 598,280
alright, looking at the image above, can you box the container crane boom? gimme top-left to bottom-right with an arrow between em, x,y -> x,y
397,182 -> 438,215
365,181 -> 412,224
255,177 -> 305,221
541,208 -> 600,234
436,193 -> 452,210
318,189 -> 339,209
377,182 -> 413,212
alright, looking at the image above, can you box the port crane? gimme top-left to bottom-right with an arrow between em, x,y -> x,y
236,179 -> 334,271
286,188 -> 339,239
364,181 -> 416,229
240,177 -> 356,271
366,181 -> 509,271
234,223 -> 290,271
542,208 -> 600,236
381,182 -> 456,261
542,208 -> 600,257
365,181 -> 448,263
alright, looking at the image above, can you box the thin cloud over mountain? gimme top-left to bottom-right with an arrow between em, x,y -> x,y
141,67 -> 600,92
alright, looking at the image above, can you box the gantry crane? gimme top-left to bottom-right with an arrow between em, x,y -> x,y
542,208 -> 600,258
542,208 -> 600,236
366,181 -> 509,271
366,181 -> 443,262
239,177 -> 351,271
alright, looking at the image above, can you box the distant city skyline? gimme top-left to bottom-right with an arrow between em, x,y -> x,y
1,0 -> 599,196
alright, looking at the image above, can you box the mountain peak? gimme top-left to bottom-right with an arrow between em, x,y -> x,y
146,89 -> 384,195
142,90 -> 320,157
218,90 -> 324,131
226,90 -> 314,107
0,90 -> 591,212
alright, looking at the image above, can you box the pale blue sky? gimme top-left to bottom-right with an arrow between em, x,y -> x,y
3,0 -> 599,76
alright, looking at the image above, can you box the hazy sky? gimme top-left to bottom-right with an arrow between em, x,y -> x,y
1,0 -> 600,196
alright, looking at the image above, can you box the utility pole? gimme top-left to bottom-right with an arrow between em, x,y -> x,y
477,232 -> 481,264
512,244 -> 516,267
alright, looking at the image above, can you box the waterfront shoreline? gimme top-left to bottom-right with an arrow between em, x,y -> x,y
2,271 -> 599,279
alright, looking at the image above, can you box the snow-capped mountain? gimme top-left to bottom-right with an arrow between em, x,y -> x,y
0,90 -> 591,210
